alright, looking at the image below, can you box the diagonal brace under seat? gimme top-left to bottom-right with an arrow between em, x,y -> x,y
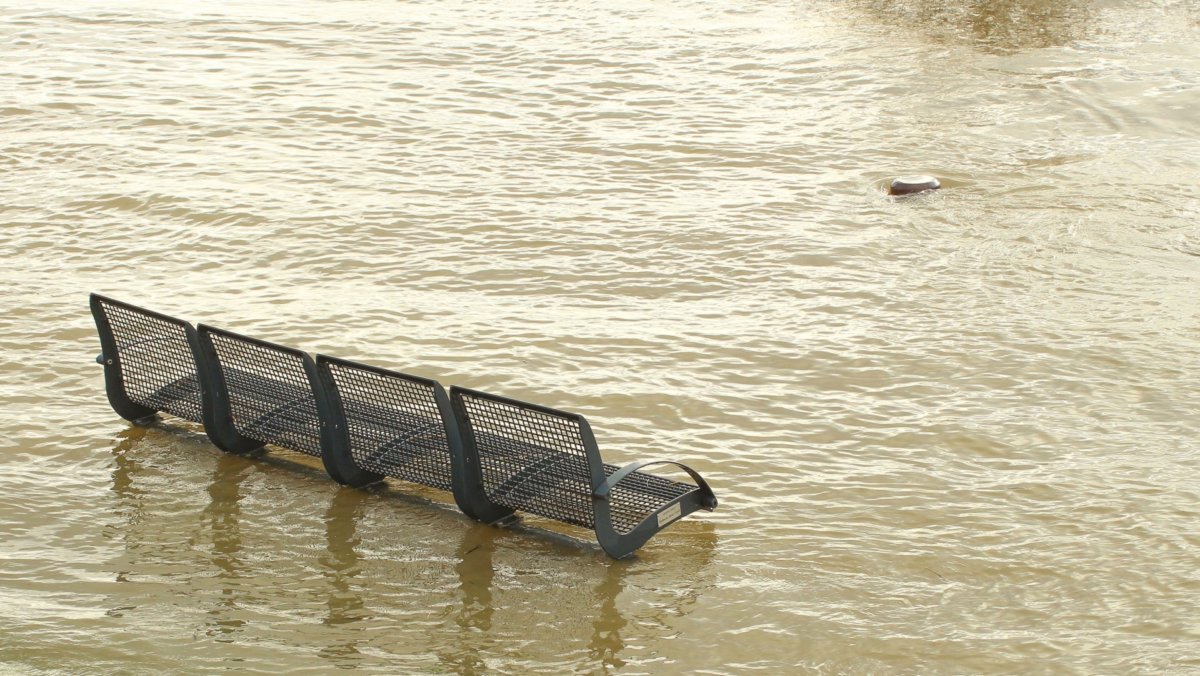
360,421 -> 441,464
490,451 -> 583,504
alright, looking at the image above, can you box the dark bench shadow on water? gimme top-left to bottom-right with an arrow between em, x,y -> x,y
317,487 -> 371,664
438,515 -> 718,673
108,424 -> 258,643
202,451 -> 252,642
106,424 -> 717,673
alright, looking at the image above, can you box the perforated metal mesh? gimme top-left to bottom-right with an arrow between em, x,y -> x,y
458,392 -> 700,533
205,330 -> 322,456
323,360 -> 454,491
97,299 -> 204,423
458,393 -> 597,527
605,466 -> 693,534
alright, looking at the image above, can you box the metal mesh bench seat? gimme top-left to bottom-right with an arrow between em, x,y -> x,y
90,294 -> 207,425
198,325 -> 324,456
219,366 -> 322,454
196,325 -> 369,485
318,356 -> 456,491
91,294 -> 718,558
316,355 -> 500,519
91,294 -> 266,455
450,387 -> 717,559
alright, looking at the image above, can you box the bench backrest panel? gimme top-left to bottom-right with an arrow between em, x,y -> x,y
92,295 -> 204,423
200,326 -> 323,457
319,357 -> 454,492
453,389 -> 597,528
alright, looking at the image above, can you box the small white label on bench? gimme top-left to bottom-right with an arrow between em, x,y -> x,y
657,502 -> 683,528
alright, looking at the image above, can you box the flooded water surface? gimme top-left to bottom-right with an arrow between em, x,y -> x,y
2,0 -> 1199,672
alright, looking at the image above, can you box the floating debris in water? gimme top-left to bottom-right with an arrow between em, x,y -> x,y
889,175 -> 941,196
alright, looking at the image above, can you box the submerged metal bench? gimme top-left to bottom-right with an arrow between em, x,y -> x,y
314,355 -> 500,521
91,294 -> 206,426
90,293 -> 717,558
450,388 -> 717,559
196,325 -> 373,485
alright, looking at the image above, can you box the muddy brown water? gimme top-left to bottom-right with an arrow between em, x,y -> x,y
2,1 -> 1199,673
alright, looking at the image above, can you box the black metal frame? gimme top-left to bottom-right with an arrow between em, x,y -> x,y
196,324 -> 371,485
90,294 -> 717,558
89,293 -> 260,455
90,293 -> 189,424
449,386 -> 717,559
314,355 -> 509,522
592,459 -> 718,559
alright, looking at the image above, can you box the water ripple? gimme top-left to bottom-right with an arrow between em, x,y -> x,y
1,0 -> 1199,672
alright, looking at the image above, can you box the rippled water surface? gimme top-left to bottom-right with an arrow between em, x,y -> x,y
3,0 -> 1199,673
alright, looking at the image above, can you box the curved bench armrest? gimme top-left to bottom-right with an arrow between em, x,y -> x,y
593,459 -> 718,510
